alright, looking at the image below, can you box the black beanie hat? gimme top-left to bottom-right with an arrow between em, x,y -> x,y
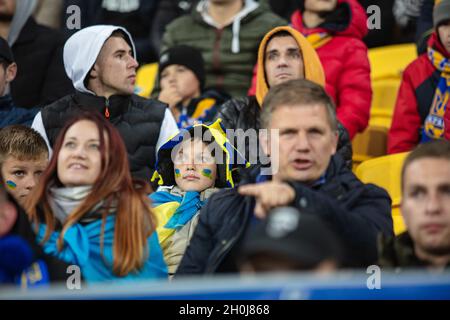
159,45 -> 205,90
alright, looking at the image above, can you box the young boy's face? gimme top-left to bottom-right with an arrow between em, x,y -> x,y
173,139 -> 217,192
438,21 -> 450,54
1,155 -> 48,207
160,64 -> 201,103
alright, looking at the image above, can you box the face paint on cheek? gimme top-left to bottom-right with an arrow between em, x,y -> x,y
201,169 -> 213,179
6,180 -> 17,190
175,169 -> 181,178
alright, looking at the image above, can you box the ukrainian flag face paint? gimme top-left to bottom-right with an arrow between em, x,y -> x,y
6,180 -> 17,190
201,169 -> 213,179
175,169 -> 181,178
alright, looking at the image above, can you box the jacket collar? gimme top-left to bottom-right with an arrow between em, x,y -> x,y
74,91 -> 131,119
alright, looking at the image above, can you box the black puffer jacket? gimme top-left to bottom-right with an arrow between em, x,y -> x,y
214,96 -> 353,169
176,154 -> 393,275
41,91 -> 167,181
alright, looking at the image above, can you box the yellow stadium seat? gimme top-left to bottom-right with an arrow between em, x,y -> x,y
352,125 -> 388,169
355,152 -> 409,235
134,63 -> 159,98
368,43 -> 417,81
371,79 -> 401,119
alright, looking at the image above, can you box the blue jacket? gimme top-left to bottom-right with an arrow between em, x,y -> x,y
176,154 -> 394,274
36,215 -> 167,283
0,94 -> 38,128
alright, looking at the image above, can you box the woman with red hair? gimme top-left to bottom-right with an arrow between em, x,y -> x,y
26,112 -> 167,282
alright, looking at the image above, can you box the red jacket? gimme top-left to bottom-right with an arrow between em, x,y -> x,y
292,0 -> 372,139
388,33 -> 450,154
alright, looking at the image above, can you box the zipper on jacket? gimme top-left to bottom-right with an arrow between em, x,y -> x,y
104,98 -> 110,119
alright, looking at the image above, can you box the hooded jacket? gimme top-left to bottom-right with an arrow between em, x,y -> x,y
159,0 -> 287,98
176,153 -> 393,275
9,0 -> 73,108
288,0 -> 372,139
32,25 -> 178,182
388,33 -> 450,154
214,26 -> 353,169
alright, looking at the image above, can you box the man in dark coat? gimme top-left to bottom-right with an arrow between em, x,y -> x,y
0,0 -> 73,108
177,79 -> 393,275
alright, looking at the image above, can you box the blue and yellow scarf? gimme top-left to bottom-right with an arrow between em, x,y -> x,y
150,190 -> 204,248
422,47 -> 450,142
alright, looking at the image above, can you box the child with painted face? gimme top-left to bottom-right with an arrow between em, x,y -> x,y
151,119 -> 248,276
0,125 -> 48,208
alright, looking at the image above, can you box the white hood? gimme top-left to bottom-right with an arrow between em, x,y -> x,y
63,25 -> 136,94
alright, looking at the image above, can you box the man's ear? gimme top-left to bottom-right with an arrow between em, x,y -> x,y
89,63 -> 99,78
5,62 -> 17,83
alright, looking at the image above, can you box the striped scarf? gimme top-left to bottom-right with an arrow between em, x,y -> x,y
422,47 -> 450,142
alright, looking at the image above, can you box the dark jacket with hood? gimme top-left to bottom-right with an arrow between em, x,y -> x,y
159,0 -> 287,98
9,0 -> 73,108
32,25 -> 178,182
215,26 -> 353,169
176,154 -> 393,275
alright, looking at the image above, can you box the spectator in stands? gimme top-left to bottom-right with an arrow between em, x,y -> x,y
379,140 -> 450,271
32,25 -> 178,182
286,0 -> 372,139
0,37 -> 38,128
0,175 -> 71,286
62,0 -> 161,64
388,0 -> 450,154
158,0 -> 286,98
26,112 -> 168,282
0,0 -> 73,108
176,79 -> 393,275
238,207 -> 343,273
0,125 -> 48,208
215,26 -> 352,169
158,45 -> 229,128
150,120 -> 247,276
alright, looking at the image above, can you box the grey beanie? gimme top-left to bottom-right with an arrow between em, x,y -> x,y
434,0 -> 450,28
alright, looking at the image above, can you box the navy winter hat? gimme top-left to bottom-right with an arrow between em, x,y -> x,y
159,45 -> 205,89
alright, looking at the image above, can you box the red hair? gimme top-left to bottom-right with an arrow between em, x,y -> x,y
26,111 -> 156,277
